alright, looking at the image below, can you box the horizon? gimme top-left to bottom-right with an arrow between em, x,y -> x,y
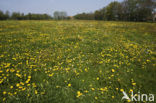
0,0 -> 123,16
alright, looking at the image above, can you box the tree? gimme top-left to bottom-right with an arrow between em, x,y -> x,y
11,12 -> 23,20
105,1 -> 122,21
94,10 -> 103,20
5,11 -> 10,20
137,0 -> 156,21
74,12 -> 94,20
53,11 -> 68,20
0,10 -> 5,20
122,0 -> 156,21
0,10 -> 10,20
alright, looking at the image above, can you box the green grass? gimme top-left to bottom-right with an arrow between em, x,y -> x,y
0,20 -> 156,103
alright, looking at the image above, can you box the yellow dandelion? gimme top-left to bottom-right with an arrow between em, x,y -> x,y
10,86 -> 13,89
0,70 -> 3,73
41,91 -> 45,95
49,73 -> 54,77
16,83 -> 20,87
91,88 -> 95,91
96,77 -> 99,80
84,90 -> 88,93
68,83 -> 71,87
3,91 -> 7,95
85,68 -> 88,72
3,98 -> 6,101
120,89 -> 124,92
28,76 -> 31,79
112,69 -> 115,72
76,91 -> 82,98
32,83 -> 37,88
95,96 -> 98,100
132,83 -> 136,86
129,89 -> 133,92
27,94 -> 30,97
35,90 -> 38,94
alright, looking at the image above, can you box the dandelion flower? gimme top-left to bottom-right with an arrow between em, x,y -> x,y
3,91 -> 7,95
120,89 -> 124,92
68,83 -> 71,87
76,91 -> 82,98
112,69 -> 115,72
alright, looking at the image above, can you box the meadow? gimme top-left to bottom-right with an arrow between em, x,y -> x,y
0,20 -> 156,103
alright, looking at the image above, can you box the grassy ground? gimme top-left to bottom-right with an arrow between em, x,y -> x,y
0,20 -> 156,103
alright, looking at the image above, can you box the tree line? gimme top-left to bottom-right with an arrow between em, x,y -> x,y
0,10 -> 71,20
74,0 -> 156,21
0,11 -> 52,20
0,0 -> 156,21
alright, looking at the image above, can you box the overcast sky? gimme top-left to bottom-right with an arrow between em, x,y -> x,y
0,0 -> 123,16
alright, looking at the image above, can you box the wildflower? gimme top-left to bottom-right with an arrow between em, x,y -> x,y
41,91 -> 45,95
112,69 -> 115,73
26,60 -> 29,65
112,96 -> 115,99
129,89 -> 133,92
22,88 -> 26,91
20,82 -> 24,85
0,70 -> 3,73
16,73 -> 22,78
95,96 -> 98,100
99,70 -> 102,74
3,98 -> 6,101
120,89 -> 124,92
12,58 -> 16,60
76,91 -> 82,98
84,90 -> 88,93
96,77 -> 99,80
56,85 -> 61,88
10,69 -> 15,72
8,92 -> 13,96
132,83 -> 136,86
0,79 -> 3,84
100,88 -> 104,91
91,88 -> 95,91
68,83 -> 71,87
28,76 -> 31,79
35,90 -> 38,94
10,86 -> 13,89
103,87 -> 108,91
27,94 -> 30,97
116,88 -> 119,91
16,83 -> 20,87
19,86 -> 23,89
26,79 -> 30,83
99,61 -> 103,64
27,84 -> 30,86
32,83 -> 37,88
49,73 -> 54,77
111,74 -> 114,77
3,91 -> 7,95
5,63 -> 11,68
85,68 -> 88,72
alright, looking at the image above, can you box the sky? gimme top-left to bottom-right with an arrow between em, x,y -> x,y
0,0 -> 123,16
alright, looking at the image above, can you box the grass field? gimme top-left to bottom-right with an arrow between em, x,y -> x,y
0,20 -> 156,103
